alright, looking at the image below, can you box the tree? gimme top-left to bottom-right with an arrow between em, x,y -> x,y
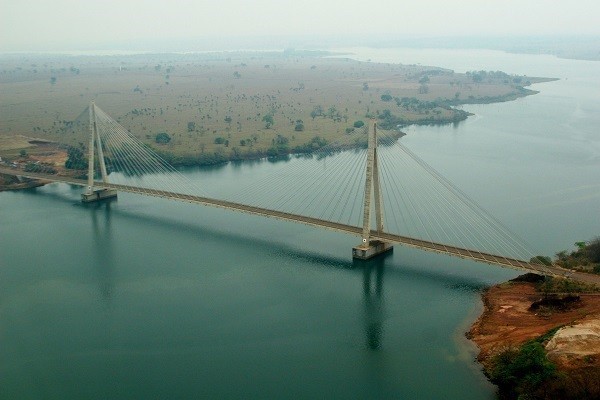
489,340 -> 556,399
64,146 -> 87,170
155,132 -> 171,144
233,71 -> 241,79
353,120 -> 365,128
19,149 -> 27,157
262,114 -> 274,128
326,106 -> 338,119
274,135 -> 288,145
310,105 -> 323,120
294,119 -> 304,131
380,94 -> 393,102
363,82 -> 369,91
187,122 -> 195,132
530,255 -> 552,266
587,237 -> 600,263
50,77 -> 56,85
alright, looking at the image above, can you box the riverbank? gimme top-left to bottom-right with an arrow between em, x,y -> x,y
0,51 -> 554,164
0,175 -> 47,191
468,274 -> 600,399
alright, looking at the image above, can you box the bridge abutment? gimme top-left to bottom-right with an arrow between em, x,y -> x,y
353,240 -> 393,260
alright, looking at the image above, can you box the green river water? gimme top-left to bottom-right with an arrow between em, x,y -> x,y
1,48 -> 599,399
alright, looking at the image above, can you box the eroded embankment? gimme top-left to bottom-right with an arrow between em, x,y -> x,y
468,275 -> 600,399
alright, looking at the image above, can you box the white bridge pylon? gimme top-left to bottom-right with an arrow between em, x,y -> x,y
353,120 -> 393,260
82,101 -> 117,202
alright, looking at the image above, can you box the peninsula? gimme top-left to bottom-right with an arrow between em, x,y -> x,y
0,51 -> 555,173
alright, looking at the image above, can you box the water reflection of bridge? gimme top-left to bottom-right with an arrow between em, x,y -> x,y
361,258 -> 385,350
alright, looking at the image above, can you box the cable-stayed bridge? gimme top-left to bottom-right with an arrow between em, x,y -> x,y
0,102 -> 580,279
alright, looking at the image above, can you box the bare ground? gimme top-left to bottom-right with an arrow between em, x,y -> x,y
468,280 -> 600,372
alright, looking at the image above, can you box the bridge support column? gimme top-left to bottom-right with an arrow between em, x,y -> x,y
353,119 -> 393,260
353,240 -> 393,260
82,188 -> 118,203
82,101 -> 117,203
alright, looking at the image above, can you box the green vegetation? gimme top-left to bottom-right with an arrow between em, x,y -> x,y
489,336 -> 556,399
64,146 -> 87,170
155,132 -> 171,144
555,237 -> 600,274
530,255 -> 552,266
262,114 -> 274,129
536,276 -> 600,294
24,162 -> 56,174
291,136 -> 328,153
489,326 -> 600,400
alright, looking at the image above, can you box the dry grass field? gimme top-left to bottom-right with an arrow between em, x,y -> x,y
0,51 -> 552,164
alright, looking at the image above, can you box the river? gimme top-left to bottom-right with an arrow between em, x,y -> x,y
1,48 -> 599,399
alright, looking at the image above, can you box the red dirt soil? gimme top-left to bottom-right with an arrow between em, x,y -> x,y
468,281 -> 600,371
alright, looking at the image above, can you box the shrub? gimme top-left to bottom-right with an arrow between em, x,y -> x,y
65,146 -> 87,169
530,255 -> 552,266
489,340 -> 556,399
155,132 -> 171,144
586,237 -> 600,263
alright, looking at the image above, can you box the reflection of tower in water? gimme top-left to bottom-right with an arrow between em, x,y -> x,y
360,258 -> 385,350
90,201 -> 115,303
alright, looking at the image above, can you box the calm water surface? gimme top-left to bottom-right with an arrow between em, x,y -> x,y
341,47 -> 600,254
2,49 -> 599,399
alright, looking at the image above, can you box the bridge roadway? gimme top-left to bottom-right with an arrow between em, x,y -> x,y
4,167 -> 599,283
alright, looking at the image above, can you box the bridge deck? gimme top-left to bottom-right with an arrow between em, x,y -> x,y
0,167 -> 582,279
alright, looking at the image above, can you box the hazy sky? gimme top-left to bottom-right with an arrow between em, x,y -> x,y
1,0 -> 599,52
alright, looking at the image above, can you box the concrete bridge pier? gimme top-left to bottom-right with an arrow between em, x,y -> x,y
82,188 -> 118,203
352,240 -> 393,260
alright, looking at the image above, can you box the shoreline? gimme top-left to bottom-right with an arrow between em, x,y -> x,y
453,296 -> 497,393
467,275 -> 600,399
0,180 -> 47,192
0,79 -> 551,190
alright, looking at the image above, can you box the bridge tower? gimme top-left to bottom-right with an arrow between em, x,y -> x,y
352,119 -> 393,259
81,101 -> 118,203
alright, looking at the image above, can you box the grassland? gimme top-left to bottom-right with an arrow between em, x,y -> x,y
0,51 -> 554,166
